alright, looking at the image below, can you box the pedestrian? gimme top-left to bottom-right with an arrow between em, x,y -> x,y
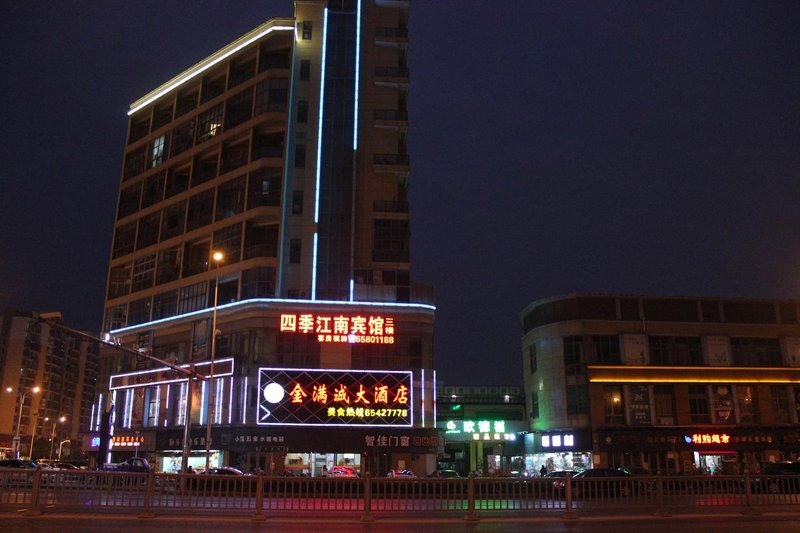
539,465 -> 547,477
322,465 -> 328,477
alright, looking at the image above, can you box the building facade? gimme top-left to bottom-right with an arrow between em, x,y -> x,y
0,311 -> 97,461
94,0 -> 438,475
436,384 -> 527,476
521,294 -> 800,475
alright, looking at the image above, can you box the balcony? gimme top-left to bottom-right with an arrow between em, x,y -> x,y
373,153 -> 410,174
373,109 -> 408,130
373,200 -> 409,213
374,66 -> 409,88
375,27 -> 408,47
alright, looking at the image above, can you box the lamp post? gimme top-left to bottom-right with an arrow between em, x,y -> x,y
205,250 -> 224,473
47,416 -> 66,460
6,386 -> 40,459
58,439 -> 70,461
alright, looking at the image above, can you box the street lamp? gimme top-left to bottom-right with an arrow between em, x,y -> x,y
5,386 -> 40,458
58,439 -> 70,461
205,250 -> 224,473
47,416 -> 66,460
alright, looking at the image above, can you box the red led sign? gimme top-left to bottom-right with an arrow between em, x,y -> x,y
279,313 -> 395,344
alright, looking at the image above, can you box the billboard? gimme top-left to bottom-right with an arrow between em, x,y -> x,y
257,368 -> 413,427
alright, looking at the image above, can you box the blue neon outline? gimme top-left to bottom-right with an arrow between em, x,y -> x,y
312,232 -> 319,300
109,299 -> 435,335
421,368 -> 425,428
349,279 -> 354,302
353,0 -> 362,149
314,9 -> 329,224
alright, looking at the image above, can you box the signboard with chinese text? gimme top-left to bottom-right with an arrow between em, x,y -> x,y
629,384 -> 651,426
279,313 -> 395,344
443,419 -> 514,441
257,368 -> 412,427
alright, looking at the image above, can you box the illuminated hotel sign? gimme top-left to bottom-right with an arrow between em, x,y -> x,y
257,368 -> 412,427
279,313 -> 395,344
542,434 -> 575,448
112,435 -> 144,448
444,420 -> 515,441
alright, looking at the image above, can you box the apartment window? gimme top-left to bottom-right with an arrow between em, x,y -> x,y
141,171 -> 165,209
182,241 -> 210,277
297,100 -> 309,123
771,385 -> 791,424
152,290 -> 177,320
301,20 -> 313,40
566,385 -> 588,415
603,385 -> 624,425
373,219 -> 409,262
186,190 -> 214,231
117,183 -> 141,220
128,297 -> 152,326
247,168 -> 282,208
177,281 -> 207,314
736,385 -> 759,424
132,254 -> 156,292
649,336 -> 703,366
241,267 -> 276,299
123,146 -> 147,180
244,222 -> 279,259
563,336 -> 583,377
294,144 -> 306,168
530,391 -> 539,420
107,265 -> 131,299
688,384 -> 711,424
155,247 -> 181,285
149,134 -> 168,167
589,335 -> 620,364
165,168 -> 190,198
292,190 -> 304,214
106,305 -> 128,332
216,176 -> 246,221
224,88 -> 254,129
212,223 -> 242,264
195,104 -> 223,143
730,338 -> 781,366
289,238 -> 302,264
268,79 -> 288,112
136,212 -> 161,250
300,60 -> 311,81
529,343 -> 537,374
653,385 -> 675,425
170,120 -> 195,157
160,200 -> 186,241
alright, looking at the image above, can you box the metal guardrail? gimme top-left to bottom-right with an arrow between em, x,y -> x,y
2,469 -> 800,519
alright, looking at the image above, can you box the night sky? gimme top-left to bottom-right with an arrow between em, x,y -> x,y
2,2 -> 799,387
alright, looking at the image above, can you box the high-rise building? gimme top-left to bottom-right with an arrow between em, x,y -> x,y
0,311 -> 97,461
94,0 -> 438,475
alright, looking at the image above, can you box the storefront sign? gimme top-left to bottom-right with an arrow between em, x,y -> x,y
257,368 -> 412,427
364,434 -> 440,449
443,420 -> 514,441
712,385 -> 735,424
629,384 -> 651,425
112,434 -> 144,448
684,433 -> 731,445
280,313 -> 395,344
542,433 -> 575,448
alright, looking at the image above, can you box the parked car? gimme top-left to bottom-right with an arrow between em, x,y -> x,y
754,462 -> 800,494
0,459 -> 38,469
201,466 -> 244,476
386,469 -> 415,478
431,469 -> 461,478
98,457 -> 152,473
570,468 -> 634,498
329,466 -> 359,477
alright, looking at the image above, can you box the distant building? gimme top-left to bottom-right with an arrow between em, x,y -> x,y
521,294 -> 800,474
0,311 -> 98,460
95,0 -> 438,476
436,384 -> 526,476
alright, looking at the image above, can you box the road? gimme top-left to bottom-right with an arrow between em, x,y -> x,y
3,511 -> 800,533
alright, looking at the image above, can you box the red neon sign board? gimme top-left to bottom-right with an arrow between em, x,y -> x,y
279,313 -> 395,344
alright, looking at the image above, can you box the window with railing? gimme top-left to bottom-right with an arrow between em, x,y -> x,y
603,385 -> 624,425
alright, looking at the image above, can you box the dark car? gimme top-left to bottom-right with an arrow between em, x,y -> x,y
754,462 -> 800,494
571,468 -> 633,498
431,469 -> 461,478
0,459 -> 37,469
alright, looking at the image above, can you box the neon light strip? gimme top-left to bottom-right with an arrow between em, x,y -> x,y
97,394 -> 103,431
200,381 -> 207,424
90,404 -> 96,432
154,385 -> 161,426
311,233 -> 319,300
260,366 -> 412,375
108,357 -> 235,390
350,279 -> 354,302
242,376 -> 248,424
178,383 -> 187,426
352,0 -> 362,149
314,8 -> 329,224
215,378 -> 223,424
109,299 -> 435,334
164,384 -> 170,427
128,24 -> 294,115
421,368 -> 425,428
228,377 -> 233,425
433,370 -> 437,427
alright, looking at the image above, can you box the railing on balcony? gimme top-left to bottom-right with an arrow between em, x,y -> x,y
373,154 -> 409,166
373,200 -> 409,213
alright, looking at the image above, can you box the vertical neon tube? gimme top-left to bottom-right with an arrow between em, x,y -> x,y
350,279 -> 354,302
90,404 -> 96,432
242,376 -> 248,424
200,381 -> 207,424
312,232 -> 319,300
228,377 -> 233,425
353,0 -> 362,149
314,8 -> 329,224
421,368 -> 425,428
164,384 -> 171,427
215,378 -> 223,424
154,386 -> 161,427
433,370 -> 437,426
